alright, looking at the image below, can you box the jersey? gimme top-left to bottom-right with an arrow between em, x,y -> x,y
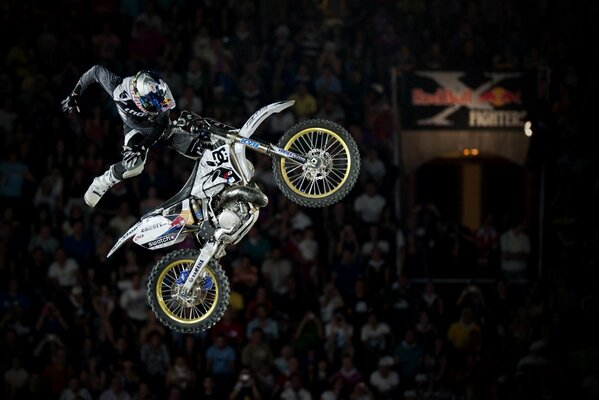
73,65 -> 171,146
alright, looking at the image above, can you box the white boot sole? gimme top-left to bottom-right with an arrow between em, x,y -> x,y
84,189 -> 101,208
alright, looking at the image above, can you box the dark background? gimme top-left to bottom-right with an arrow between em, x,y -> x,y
1,1 -> 599,399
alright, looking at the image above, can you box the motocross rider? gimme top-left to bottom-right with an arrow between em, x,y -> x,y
61,65 -> 210,208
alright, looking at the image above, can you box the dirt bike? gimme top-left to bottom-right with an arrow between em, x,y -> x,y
107,100 -> 360,333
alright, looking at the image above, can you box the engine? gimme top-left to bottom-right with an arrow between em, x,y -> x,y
216,200 -> 250,243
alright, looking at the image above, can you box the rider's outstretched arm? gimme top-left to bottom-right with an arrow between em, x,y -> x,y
62,65 -> 122,114
73,65 -> 122,96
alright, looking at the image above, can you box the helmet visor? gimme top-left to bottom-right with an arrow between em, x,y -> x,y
133,72 -> 176,114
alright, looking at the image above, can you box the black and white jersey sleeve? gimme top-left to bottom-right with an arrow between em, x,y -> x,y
72,65 -> 172,147
73,65 -> 122,96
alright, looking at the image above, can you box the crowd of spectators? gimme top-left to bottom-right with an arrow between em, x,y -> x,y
1,0 -> 598,399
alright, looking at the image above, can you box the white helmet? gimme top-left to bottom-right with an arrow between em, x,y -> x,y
131,70 -> 176,115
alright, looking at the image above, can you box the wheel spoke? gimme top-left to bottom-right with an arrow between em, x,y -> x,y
285,163 -> 304,174
331,147 -> 348,158
324,138 -> 339,153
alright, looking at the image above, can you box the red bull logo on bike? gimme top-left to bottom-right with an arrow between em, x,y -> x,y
170,215 -> 186,227
163,215 -> 186,233
406,71 -> 527,129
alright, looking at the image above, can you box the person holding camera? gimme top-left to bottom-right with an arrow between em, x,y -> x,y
228,368 -> 261,400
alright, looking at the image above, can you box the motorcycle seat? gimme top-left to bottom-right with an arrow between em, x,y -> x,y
142,162 -> 200,219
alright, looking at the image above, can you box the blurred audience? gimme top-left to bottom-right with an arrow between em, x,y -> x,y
0,1 -> 592,400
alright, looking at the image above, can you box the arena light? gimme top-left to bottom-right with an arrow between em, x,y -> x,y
471,148 -> 479,156
463,148 -> 470,156
524,121 -> 533,137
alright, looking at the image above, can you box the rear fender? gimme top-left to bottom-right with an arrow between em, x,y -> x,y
107,220 -> 142,258
107,214 -> 190,258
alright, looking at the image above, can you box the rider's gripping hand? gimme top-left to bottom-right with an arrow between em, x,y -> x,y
190,125 -> 211,142
122,144 -> 146,169
61,93 -> 80,113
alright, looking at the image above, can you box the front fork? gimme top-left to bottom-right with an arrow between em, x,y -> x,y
180,241 -> 219,295
179,205 -> 260,295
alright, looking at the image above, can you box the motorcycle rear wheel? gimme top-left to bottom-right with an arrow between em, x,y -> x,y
272,119 -> 360,208
147,249 -> 229,333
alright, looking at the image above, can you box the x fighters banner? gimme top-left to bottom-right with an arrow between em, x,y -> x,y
404,71 -> 527,129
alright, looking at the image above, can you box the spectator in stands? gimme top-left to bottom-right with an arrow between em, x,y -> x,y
393,330 -> 423,380
325,311 -> 354,362
360,312 -> 391,358
99,376 -> 130,400
246,304 -> 279,343
361,225 -> 390,258
0,149 -> 35,209
166,356 -> 196,393
59,377 -> 92,400
242,328 -> 273,371
48,248 -> 80,289
261,248 -> 292,296
369,356 -> 399,399
447,308 -> 480,351
320,377 -> 344,400
140,331 -> 170,382
229,368 -> 262,400
280,372 -> 312,400
500,219 -> 530,281
28,225 -> 59,256
420,281 -> 444,324
239,228 -> 271,265
289,83 -> 317,120
206,334 -> 236,382
292,311 -> 324,354
361,148 -> 387,184
232,255 -> 259,297
353,181 -> 386,224
331,354 -> 363,390
475,214 -> 499,269
3,356 -> 28,399
119,274 -> 148,327
41,348 -> 75,398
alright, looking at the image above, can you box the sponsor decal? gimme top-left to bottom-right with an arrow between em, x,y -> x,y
274,147 -> 306,162
468,110 -> 527,128
134,234 -> 144,241
240,137 -> 260,148
187,261 -> 203,282
148,234 -> 176,247
161,215 -> 187,236
479,87 -> 521,107
207,147 -> 229,167
169,215 -> 186,227
406,71 -> 526,129
142,222 -> 170,232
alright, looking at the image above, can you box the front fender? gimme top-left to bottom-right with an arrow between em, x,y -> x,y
235,100 -> 295,180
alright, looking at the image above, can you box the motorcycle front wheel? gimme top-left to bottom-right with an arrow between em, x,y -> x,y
272,119 -> 360,208
147,249 -> 229,333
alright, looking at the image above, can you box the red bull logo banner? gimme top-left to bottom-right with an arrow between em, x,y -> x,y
405,71 -> 527,129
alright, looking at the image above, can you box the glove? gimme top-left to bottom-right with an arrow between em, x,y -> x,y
190,125 -> 211,142
176,111 -> 210,141
61,93 -> 80,113
122,144 -> 146,169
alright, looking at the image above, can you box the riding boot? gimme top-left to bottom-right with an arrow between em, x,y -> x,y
84,167 -> 120,207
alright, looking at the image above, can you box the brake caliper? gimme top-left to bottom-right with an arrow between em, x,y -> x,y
176,269 -> 190,285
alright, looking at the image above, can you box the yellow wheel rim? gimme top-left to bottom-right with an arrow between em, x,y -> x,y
156,259 -> 219,324
280,128 -> 351,199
